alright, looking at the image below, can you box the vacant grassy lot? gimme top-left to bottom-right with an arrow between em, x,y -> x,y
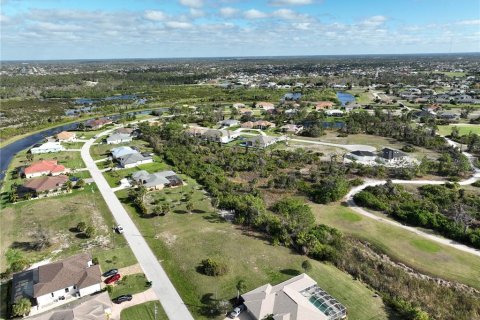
60,141 -> 86,149
438,124 -> 480,137
109,273 -> 149,299
121,301 -> 168,320
117,182 -> 392,320
0,184 -> 136,273
310,203 -> 480,290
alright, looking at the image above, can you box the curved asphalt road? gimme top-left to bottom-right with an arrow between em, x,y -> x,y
81,131 -> 194,320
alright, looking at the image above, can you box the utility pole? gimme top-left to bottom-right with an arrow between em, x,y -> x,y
154,303 -> 158,320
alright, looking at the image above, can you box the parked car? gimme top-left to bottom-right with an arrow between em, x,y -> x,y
114,294 -> 133,304
104,273 -> 121,284
228,304 -> 246,319
115,225 -> 124,234
102,268 -> 118,278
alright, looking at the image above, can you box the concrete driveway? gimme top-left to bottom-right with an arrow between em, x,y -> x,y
110,288 -> 157,320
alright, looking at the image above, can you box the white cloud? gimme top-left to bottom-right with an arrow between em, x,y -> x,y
457,19 -> 480,25
144,10 -> 167,21
189,8 -> 204,18
244,9 -> 268,19
165,21 -> 193,29
293,22 -> 310,30
361,15 -> 387,27
219,7 -> 239,17
272,9 -> 304,20
179,0 -> 203,8
269,0 -> 314,5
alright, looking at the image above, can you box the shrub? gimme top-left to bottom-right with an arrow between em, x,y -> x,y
200,258 -> 229,276
84,226 -> 96,238
76,221 -> 87,232
12,298 -> 31,317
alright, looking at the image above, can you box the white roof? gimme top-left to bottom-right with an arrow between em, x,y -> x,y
111,146 -> 137,159
33,142 -> 64,150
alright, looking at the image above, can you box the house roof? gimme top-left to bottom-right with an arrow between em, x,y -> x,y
29,253 -> 101,298
24,160 -> 66,175
132,170 -> 179,187
351,150 -> 376,157
22,175 -> 69,192
242,274 -> 331,320
106,133 -> 132,142
257,102 -> 275,109
118,152 -> 151,166
56,131 -> 75,140
246,135 -> 279,147
111,146 -> 137,159
115,127 -> 135,134
32,142 -> 64,151
380,147 -> 407,160
29,289 -> 111,320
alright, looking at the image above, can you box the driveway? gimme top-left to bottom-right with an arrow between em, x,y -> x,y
81,136 -> 194,320
110,288 -> 157,320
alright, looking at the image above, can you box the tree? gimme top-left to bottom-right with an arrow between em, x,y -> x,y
26,153 -> 34,162
200,258 -> 229,276
65,180 -> 73,192
161,203 -> 171,216
301,260 -> 312,273
12,298 -> 31,317
236,279 -> 247,299
76,178 -> 85,189
186,201 -> 194,213
76,221 -> 87,232
9,191 -> 18,203
31,225 -> 51,250
85,226 -> 96,238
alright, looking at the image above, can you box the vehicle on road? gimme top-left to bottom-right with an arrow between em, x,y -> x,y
102,268 -> 118,278
105,273 -> 121,284
228,304 -> 246,319
114,225 -> 124,234
114,294 -> 133,304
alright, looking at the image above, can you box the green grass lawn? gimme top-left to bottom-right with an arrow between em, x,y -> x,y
61,141 -> 86,149
90,139 -> 151,160
0,184 -> 136,273
310,203 -> 480,290
438,124 -> 480,137
121,301 -> 168,320
116,181 -> 392,320
104,156 -> 170,187
346,88 -> 374,104
109,273 -> 150,298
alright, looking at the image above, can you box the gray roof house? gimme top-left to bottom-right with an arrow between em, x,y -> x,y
245,135 -> 287,148
111,146 -> 137,159
379,147 -> 408,163
218,119 -> 240,127
131,170 -> 182,189
117,152 -> 153,168
106,133 -> 132,145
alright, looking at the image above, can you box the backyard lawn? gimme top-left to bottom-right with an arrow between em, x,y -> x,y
121,301 -> 168,320
104,156 -> 170,187
116,181 -> 393,320
310,202 -> 480,290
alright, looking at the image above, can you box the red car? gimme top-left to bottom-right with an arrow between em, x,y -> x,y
105,273 -> 121,284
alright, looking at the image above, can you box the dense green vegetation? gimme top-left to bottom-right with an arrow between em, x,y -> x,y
354,182 -> 480,248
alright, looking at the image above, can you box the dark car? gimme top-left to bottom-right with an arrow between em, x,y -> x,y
114,294 -> 133,304
228,304 -> 246,319
102,268 -> 118,278
104,273 -> 121,285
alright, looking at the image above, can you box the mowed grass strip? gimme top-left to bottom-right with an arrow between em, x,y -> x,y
120,301 -> 168,320
310,203 -> 480,290
117,182 -> 392,320
109,273 -> 149,299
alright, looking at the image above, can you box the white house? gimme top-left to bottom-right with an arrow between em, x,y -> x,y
203,129 -> 240,143
245,135 -> 287,148
11,253 -> 102,312
324,109 -> 344,117
106,133 -> 133,145
30,142 -> 65,154
111,146 -> 137,159
117,152 -> 153,168
218,119 -> 240,127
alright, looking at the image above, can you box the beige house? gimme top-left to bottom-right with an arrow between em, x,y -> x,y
242,273 -> 347,320
56,131 -> 76,142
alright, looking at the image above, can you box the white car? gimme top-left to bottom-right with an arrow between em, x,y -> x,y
115,225 -> 124,234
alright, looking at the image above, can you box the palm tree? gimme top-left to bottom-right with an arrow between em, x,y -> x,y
236,279 -> 247,300
186,201 -> 193,214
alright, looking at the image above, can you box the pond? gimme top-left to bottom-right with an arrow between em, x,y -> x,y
336,92 -> 355,106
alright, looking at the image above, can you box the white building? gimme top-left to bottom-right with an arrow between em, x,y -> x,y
203,129 -> 240,143
11,253 -> 102,312
30,142 -> 65,154
106,133 -> 133,145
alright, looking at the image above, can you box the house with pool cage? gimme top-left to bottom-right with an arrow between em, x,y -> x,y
241,273 -> 346,320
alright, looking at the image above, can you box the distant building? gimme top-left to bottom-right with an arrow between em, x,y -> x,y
347,150 -> 377,162
110,146 -> 137,159
131,170 -> 183,190
244,135 -> 287,148
280,124 -> 304,134
283,92 -> 302,101
19,175 -> 69,198
203,129 -> 240,143
30,142 -> 65,154
315,101 -> 335,110
256,102 -> 275,111
218,119 -> 240,127
324,109 -> 344,117
241,121 -> 276,130
117,152 -> 153,168
85,118 -> 112,130
55,131 -> 76,142
242,273 -> 347,320
106,133 -> 132,145
11,253 -> 102,312
378,147 -> 408,164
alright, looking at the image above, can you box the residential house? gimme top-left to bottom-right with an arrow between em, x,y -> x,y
203,129 -> 239,143
283,93 -> 302,101
347,150 -> 377,162
131,170 -> 183,190
111,146 -> 137,159
218,119 -> 240,127
19,175 -> 69,198
241,273 -> 347,320
117,152 -> 153,168
23,160 -> 69,178
244,135 -> 287,148
30,142 -> 65,154
256,102 -> 275,111
324,109 -> 344,117
114,127 -> 136,135
378,147 -> 408,164
437,111 -> 459,120
85,118 -> 112,130
241,121 -> 276,130
11,253 -> 102,312
233,103 -> 246,109
280,124 -> 304,134
106,133 -> 133,145
185,127 -> 209,138
55,131 -> 76,142
28,291 -> 112,320
239,108 -> 253,116
315,101 -> 334,111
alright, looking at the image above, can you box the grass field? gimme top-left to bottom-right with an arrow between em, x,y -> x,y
109,273 -> 149,299
60,141 -> 86,149
116,181 -> 393,320
104,156 -> 169,187
346,88 -> 374,104
438,124 -> 480,137
0,184 -> 136,273
90,139 -> 151,160
310,203 -> 480,290
121,301 -> 168,320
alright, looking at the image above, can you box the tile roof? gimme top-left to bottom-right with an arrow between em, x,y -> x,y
24,160 -> 67,175
56,131 -> 75,140
22,175 -> 69,192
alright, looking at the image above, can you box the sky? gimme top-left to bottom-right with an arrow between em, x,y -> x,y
1,0 -> 479,60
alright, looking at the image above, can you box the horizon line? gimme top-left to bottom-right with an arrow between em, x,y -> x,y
2,51 -> 480,63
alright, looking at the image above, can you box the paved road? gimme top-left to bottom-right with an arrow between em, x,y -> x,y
81,135 -> 194,320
